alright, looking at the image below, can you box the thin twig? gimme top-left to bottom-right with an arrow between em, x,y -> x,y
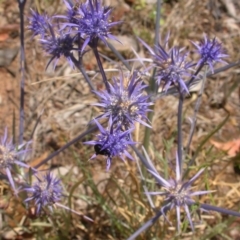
18,0 -> 27,144
70,55 -> 95,91
154,0 -> 161,46
106,41 -> 131,71
34,124 -> 98,169
92,47 -> 110,92
143,0 -> 161,152
127,204 -> 171,240
186,67 -> 208,153
177,93 -> 184,176
184,112 -> 230,178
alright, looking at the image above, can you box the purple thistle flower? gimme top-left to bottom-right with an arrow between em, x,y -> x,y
24,172 -> 63,214
139,36 -> 194,94
65,0 -> 121,51
85,120 -> 135,170
128,151 -> 240,239
0,128 -> 31,194
28,9 -> 50,37
40,23 -> 76,69
191,35 -> 228,73
145,152 -> 212,232
24,172 -> 93,221
148,170 -> 208,231
93,71 -> 152,129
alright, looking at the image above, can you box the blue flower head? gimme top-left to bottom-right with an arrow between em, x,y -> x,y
146,153 -> 211,232
24,172 -> 63,214
134,149 -> 240,237
28,9 -> 50,37
139,35 -> 194,94
93,71 -> 152,129
0,128 -> 30,194
85,120 -> 135,170
63,0 -> 121,51
40,23 -> 76,69
192,35 -> 228,73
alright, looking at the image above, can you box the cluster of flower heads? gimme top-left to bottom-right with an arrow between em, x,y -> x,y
87,32 -> 228,170
126,33 -> 239,235
139,33 -> 227,94
28,0 -> 120,69
27,0 -> 240,235
28,0 -> 153,169
86,71 -> 153,169
0,129 -> 62,214
27,0 -> 153,209
0,129 -> 92,218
